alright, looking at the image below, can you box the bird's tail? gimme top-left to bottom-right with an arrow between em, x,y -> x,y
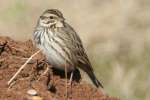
78,64 -> 103,88
88,69 -> 103,88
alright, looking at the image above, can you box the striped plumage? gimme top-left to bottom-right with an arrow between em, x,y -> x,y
33,9 -> 103,88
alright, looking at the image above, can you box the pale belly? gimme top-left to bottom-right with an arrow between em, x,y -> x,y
35,30 -> 75,72
38,42 -> 74,72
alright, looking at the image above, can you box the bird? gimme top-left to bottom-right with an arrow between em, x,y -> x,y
33,9 -> 103,88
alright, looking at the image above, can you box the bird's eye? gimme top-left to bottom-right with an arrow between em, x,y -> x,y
49,16 -> 54,19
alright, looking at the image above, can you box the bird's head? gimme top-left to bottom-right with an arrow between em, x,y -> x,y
38,9 -> 65,27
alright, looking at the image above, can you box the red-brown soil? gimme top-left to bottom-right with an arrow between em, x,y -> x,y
0,36 -> 119,100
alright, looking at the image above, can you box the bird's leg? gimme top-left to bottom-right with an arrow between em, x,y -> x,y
47,66 -> 56,92
69,71 -> 74,85
47,70 -> 51,88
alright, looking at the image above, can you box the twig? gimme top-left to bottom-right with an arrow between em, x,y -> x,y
37,65 -> 49,81
11,56 -> 37,64
7,49 -> 41,85
65,58 -> 68,99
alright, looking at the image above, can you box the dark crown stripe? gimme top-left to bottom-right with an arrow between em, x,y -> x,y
43,9 -> 63,18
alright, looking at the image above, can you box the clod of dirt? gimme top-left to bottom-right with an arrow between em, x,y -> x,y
32,96 -> 43,100
0,36 -> 120,100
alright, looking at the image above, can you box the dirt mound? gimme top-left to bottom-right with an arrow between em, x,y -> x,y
0,36 -> 119,100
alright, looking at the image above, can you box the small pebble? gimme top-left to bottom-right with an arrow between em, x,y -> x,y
32,96 -> 43,100
27,89 -> 37,96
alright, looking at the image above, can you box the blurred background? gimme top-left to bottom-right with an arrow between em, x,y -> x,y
0,0 -> 150,100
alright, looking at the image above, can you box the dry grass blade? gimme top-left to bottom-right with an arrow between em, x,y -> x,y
7,49 -> 42,85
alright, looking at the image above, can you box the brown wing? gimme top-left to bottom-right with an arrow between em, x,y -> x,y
61,22 -> 93,70
60,22 -> 103,88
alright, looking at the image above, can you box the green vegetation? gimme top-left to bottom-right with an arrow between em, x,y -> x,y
0,0 -> 27,22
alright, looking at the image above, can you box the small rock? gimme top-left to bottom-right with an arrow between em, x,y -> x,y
27,89 -> 37,96
32,96 -> 43,100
